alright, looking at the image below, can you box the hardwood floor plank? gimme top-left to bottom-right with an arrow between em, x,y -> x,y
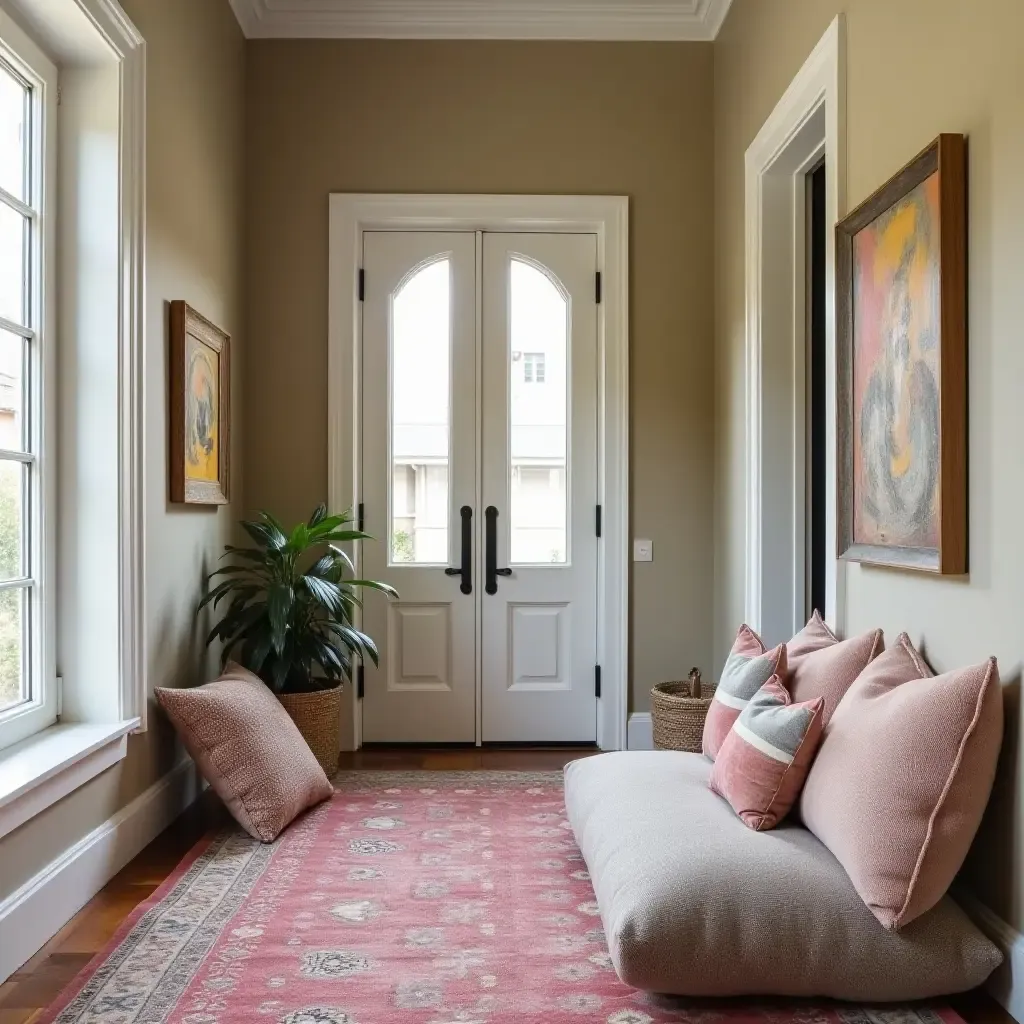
0,1007 -> 43,1024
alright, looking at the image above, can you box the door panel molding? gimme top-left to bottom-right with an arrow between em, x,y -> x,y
388,603 -> 453,692
329,194 -> 629,752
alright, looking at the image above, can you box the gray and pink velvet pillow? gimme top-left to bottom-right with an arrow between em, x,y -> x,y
156,663 -> 334,843
800,635 -> 1003,930
705,614 -> 881,763
702,626 -> 787,761
704,613 -> 884,827
709,674 -> 824,831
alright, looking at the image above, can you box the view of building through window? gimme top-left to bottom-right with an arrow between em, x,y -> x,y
508,260 -> 567,563
390,258 -> 451,564
389,256 -> 568,565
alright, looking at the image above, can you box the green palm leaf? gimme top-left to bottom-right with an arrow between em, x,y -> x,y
267,582 -> 293,654
200,505 -> 396,694
346,579 -> 399,599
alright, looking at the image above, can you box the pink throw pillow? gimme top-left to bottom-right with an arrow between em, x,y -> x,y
786,611 -> 884,724
786,609 -> 840,663
702,625 -> 787,761
156,663 -> 334,842
709,675 -> 824,831
800,635 -> 1003,930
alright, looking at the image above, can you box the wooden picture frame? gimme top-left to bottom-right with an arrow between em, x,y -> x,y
169,301 -> 231,505
836,133 -> 967,574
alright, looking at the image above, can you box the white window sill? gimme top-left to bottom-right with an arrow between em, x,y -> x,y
0,719 -> 140,840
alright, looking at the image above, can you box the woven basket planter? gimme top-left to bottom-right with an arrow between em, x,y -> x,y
650,680 -> 716,753
278,685 -> 342,777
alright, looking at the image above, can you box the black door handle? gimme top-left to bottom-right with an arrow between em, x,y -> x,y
485,506 -> 512,594
444,505 -> 472,594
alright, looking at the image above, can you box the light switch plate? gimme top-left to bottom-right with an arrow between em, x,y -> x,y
633,539 -> 653,562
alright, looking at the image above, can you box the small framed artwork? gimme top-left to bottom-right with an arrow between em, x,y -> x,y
169,301 -> 231,505
836,133 -> 967,574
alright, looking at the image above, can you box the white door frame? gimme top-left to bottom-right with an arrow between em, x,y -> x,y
328,194 -> 629,752
744,17 -> 847,644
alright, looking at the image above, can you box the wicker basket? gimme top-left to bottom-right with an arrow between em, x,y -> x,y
650,680 -> 716,752
278,685 -> 342,777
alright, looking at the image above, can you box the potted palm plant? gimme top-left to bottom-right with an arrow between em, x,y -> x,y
199,504 -> 396,773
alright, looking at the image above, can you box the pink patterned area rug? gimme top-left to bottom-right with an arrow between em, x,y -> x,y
41,771 -> 964,1024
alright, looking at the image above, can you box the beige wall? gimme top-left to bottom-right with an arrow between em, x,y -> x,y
0,0 -> 245,902
714,0 -> 1024,929
244,40 -> 716,713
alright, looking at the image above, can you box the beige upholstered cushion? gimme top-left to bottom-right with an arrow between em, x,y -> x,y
564,751 -> 1001,999
800,636 -> 1003,930
786,612 -> 884,724
156,663 -> 334,842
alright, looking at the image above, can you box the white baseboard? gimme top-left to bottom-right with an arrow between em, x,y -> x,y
956,888 -> 1024,1022
0,757 -> 202,983
627,712 -> 653,750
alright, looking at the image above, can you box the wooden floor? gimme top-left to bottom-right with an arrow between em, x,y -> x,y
0,747 -> 1011,1024
341,744 -> 600,772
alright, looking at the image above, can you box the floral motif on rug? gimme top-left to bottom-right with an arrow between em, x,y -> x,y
40,771 -> 964,1024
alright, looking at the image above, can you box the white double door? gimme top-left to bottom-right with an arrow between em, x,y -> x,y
361,231 -> 599,743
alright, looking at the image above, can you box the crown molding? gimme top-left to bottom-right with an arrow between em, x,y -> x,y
228,0 -> 258,37
229,0 -> 734,41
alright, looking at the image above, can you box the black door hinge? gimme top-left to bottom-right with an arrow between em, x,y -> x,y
595,271 -> 602,304
595,504 -> 602,538
357,663 -> 365,700
595,665 -> 602,699
357,502 -> 365,532
358,268 -> 365,301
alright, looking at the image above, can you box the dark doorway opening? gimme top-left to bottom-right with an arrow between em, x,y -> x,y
808,161 -> 827,619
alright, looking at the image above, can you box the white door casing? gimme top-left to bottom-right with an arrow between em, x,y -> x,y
328,195 -> 629,751
744,16 -> 847,646
361,232 -> 478,742
481,234 -> 598,742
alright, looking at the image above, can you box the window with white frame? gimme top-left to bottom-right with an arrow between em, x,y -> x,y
0,22 -> 57,751
523,351 -> 546,383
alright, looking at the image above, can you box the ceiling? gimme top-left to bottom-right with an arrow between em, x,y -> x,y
228,0 -> 735,41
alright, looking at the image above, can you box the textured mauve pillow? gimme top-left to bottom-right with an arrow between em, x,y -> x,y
702,625 -> 787,760
786,610 -> 839,665
709,675 -> 824,831
156,663 -> 333,842
786,612 -> 884,724
800,635 -> 1003,930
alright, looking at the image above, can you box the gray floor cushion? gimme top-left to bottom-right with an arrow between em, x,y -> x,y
564,750 -> 1001,1001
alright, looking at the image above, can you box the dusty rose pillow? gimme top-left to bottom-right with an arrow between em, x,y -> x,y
785,611 -> 884,724
709,675 -> 824,831
785,609 -> 839,667
702,625 -> 787,760
800,635 -> 1003,930
156,663 -> 334,842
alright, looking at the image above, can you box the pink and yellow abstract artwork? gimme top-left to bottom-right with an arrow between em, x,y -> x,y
185,334 -> 220,483
851,172 -> 941,551
170,300 -> 230,504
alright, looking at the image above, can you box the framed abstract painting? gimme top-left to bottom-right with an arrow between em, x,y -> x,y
169,301 -> 231,505
836,134 -> 967,574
